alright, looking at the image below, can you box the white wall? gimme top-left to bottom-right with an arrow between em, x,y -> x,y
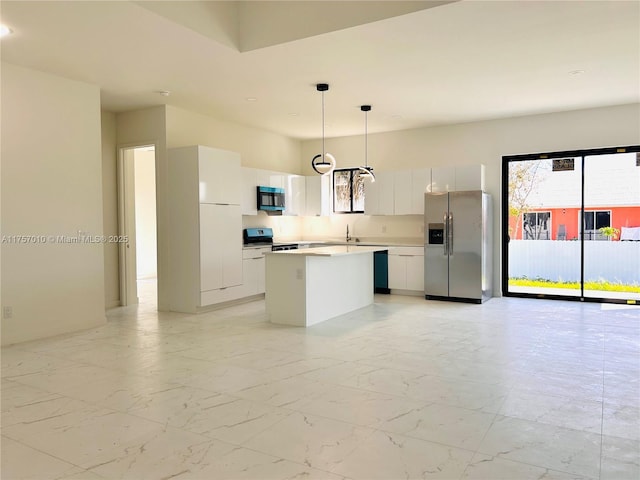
301,103 -> 640,294
133,149 -> 157,279
1,63 -> 106,345
166,105 -> 302,173
101,111 -> 120,308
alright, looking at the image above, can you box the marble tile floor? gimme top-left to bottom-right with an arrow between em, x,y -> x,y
2,288 -> 639,480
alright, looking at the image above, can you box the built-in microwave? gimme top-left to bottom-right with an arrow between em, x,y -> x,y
257,186 -> 285,212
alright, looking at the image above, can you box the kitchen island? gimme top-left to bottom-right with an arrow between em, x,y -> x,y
265,245 -> 387,327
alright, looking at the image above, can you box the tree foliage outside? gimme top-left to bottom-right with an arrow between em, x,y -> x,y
508,160 -> 549,238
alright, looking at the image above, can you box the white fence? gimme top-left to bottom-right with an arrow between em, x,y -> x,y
508,240 -> 640,285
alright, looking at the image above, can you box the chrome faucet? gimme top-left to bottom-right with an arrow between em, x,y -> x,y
346,224 -> 352,242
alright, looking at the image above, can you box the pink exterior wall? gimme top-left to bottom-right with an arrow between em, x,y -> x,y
509,206 -> 640,240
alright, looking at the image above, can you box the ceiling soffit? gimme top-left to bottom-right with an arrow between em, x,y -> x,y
136,0 -> 456,52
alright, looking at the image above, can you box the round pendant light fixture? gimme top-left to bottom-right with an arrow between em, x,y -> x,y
359,105 -> 375,182
311,83 -> 336,175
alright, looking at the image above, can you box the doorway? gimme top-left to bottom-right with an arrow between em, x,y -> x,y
118,145 -> 158,308
503,145 -> 640,304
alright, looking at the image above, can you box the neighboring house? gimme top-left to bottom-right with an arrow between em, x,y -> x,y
509,152 -> 640,240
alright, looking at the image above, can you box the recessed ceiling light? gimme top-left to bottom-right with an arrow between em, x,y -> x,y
391,114 -> 403,119
0,25 -> 13,37
246,97 -> 257,102
154,90 -> 171,97
288,112 -> 299,117
569,69 -> 585,76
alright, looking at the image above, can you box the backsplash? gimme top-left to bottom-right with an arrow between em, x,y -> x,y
242,212 -> 424,243
302,214 -> 424,242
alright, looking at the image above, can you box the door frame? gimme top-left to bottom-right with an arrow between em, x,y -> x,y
117,142 -> 156,306
502,144 -> 640,304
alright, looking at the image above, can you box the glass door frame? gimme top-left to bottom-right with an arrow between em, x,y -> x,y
502,144 -> 640,304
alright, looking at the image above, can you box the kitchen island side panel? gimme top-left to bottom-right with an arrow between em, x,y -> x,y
305,253 -> 374,326
265,254 -> 307,326
265,251 -> 375,327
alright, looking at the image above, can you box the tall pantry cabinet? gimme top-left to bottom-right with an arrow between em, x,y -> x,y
168,145 -> 242,313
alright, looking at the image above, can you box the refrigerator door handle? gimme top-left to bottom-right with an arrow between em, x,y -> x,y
443,212 -> 448,255
449,212 -> 453,255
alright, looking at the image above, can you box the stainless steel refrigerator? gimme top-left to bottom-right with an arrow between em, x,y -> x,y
424,191 -> 492,303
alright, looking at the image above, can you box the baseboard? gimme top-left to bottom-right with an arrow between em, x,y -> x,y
389,289 -> 423,297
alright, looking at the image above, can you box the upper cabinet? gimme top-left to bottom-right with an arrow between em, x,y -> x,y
241,164 -> 483,217
305,175 -> 331,216
241,167 -> 309,216
394,168 -> 429,215
366,169 -> 428,215
167,145 -> 241,205
364,171 -> 394,215
430,166 -> 456,193
429,165 -> 485,193
284,174 -> 306,216
411,168 -> 430,214
393,170 -> 413,215
256,170 -> 284,189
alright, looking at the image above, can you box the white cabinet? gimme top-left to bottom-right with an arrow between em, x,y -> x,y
393,170 -> 413,215
387,247 -> 424,293
243,168 -> 307,216
284,174 -> 305,216
405,254 -> 424,291
429,165 -> 485,193
200,204 -> 242,290
411,168 -> 429,214
388,254 -> 405,290
242,247 -> 269,296
256,169 -> 284,189
430,166 -> 456,193
393,169 -> 429,215
364,171 -> 394,215
166,145 -> 241,205
305,175 -> 331,216
168,145 -> 243,313
367,169 -> 428,215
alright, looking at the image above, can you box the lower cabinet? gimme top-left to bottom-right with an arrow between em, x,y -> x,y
388,247 -> 424,292
200,204 -> 242,292
242,247 -> 269,296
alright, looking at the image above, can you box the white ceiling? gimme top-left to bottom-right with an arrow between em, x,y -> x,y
2,1 -> 639,140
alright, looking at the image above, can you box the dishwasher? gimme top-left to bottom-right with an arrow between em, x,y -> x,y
374,250 -> 390,294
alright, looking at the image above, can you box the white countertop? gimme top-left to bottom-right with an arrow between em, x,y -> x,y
266,245 -> 387,257
273,238 -> 423,247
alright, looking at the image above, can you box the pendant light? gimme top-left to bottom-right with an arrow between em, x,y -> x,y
359,105 -> 375,182
311,83 -> 336,175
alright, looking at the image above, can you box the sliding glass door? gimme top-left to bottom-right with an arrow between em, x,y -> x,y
505,156 -> 582,297
503,146 -> 640,303
583,152 -> 640,301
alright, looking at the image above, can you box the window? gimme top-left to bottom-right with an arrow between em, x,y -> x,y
522,211 -> 551,239
333,168 -> 364,213
581,210 -> 611,240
